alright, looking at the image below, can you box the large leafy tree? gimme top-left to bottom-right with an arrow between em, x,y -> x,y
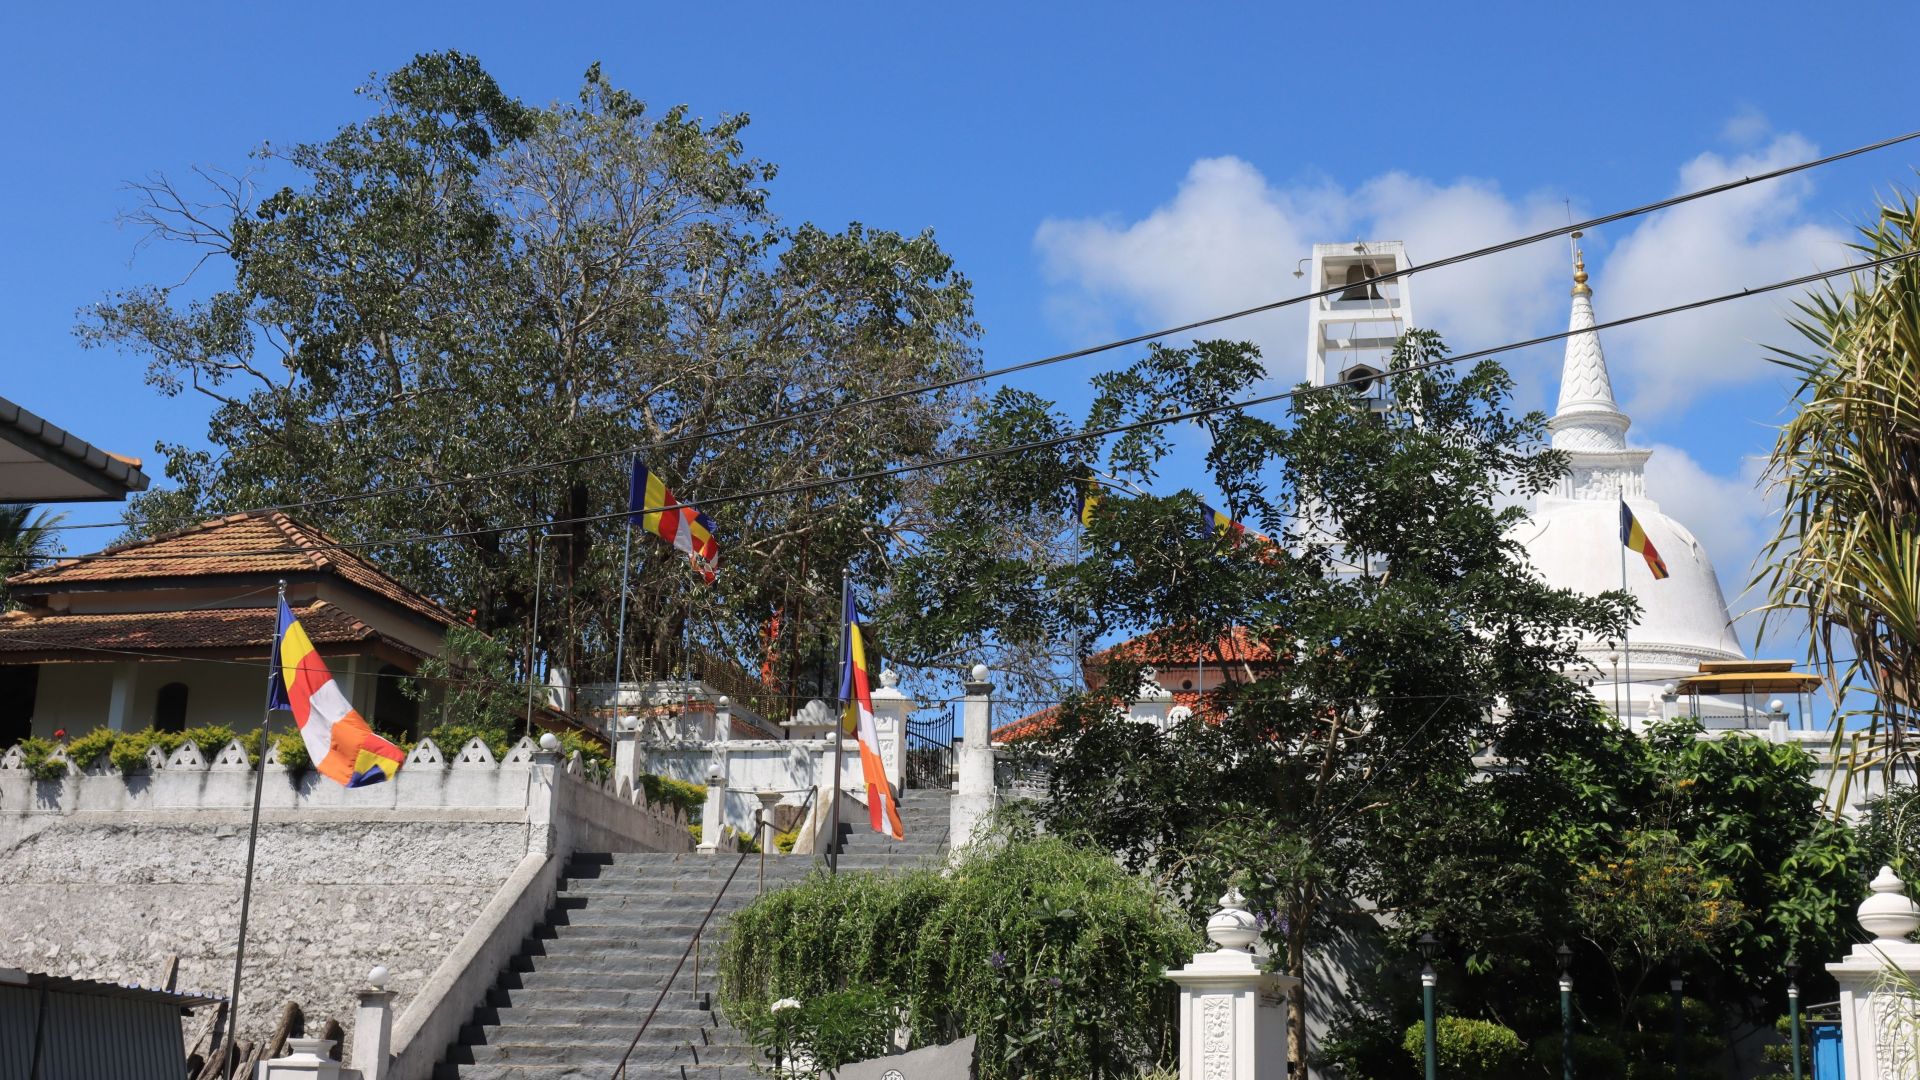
1758,190 -> 1920,793
887,331 -> 1633,1060
82,54 -> 979,705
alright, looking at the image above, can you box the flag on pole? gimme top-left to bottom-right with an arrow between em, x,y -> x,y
1619,500 -> 1670,580
839,584 -> 904,839
269,598 -> 405,787
628,461 -> 719,583
1073,466 -> 1103,526
1201,503 -> 1270,547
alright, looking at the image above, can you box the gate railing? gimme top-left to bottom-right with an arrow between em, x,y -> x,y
904,704 -> 957,789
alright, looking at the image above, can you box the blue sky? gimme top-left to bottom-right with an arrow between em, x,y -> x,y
5,2 -> 1915,691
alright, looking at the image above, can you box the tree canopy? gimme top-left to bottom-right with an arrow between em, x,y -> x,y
85,53 -> 980,706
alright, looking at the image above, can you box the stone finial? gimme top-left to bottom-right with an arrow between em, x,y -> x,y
537,732 -> 560,752
1860,865 -> 1920,943
880,668 -> 900,690
1167,705 -> 1195,724
368,965 -> 389,990
1206,885 -> 1260,952
1136,666 -> 1172,702
969,662 -> 990,683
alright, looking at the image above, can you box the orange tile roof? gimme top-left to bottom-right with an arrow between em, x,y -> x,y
0,600 -> 409,660
7,512 -> 461,628
1086,625 -> 1276,673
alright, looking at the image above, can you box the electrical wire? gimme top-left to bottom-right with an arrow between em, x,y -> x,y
41,125 -> 1920,536
28,247 -> 1920,566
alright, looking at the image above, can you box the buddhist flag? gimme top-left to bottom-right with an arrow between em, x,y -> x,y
1201,503 -> 1270,547
269,598 -> 404,787
1073,466 -> 1102,526
1619,500 -> 1670,580
628,460 -> 719,584
838,582 -> 903,839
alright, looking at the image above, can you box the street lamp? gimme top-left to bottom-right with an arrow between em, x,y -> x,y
1787,961 -> 1804,1080
1556,943 -> 1575,1080
1416,933 -> 1440,1080
1671,975 -> 1687,1080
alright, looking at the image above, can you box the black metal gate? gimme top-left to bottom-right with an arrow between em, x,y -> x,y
903,704 -> 956,789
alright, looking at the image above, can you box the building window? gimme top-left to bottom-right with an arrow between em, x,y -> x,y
0,665 -> 38,746
374,664 -> 419,741
154,683 -> 189,733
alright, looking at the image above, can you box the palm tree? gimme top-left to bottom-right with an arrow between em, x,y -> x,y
0,505 -> 66,606
1756,190 -> 1920,801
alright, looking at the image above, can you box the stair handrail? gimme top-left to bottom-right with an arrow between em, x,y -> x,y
609,790 -> 809,1080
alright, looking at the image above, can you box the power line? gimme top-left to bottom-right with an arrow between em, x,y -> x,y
29,246 -> 1920,567
43,125 -> 1920,536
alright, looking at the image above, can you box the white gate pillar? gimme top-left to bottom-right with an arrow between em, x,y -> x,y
698,751 -> 728,854
257,1038 -> 343,1079
950,663 -> 996,855
1167,885 -> 1297,1080
869,669 -> 914,796
350,967 -> 395,1080
1829,865 -> 1920,1079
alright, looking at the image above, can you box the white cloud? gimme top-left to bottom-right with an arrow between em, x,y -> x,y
1597,133 -> 1851,419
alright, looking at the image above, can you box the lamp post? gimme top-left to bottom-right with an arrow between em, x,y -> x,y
1786,961 -> 1803,1080
1417,933 -> 1440,1080
1670,975 -> 1687,1080
1556,943 -> 1575,1080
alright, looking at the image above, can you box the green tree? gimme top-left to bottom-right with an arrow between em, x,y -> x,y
0,505 -> 64,607
887,330 -> 1632,1062
82,53 -> 979,704
1758,189 -> 1920,796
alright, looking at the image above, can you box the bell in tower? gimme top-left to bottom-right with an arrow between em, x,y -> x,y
1337,263 -> 1382,302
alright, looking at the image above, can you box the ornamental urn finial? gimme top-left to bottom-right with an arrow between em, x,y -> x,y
1206,885 -> 1260,952
1860,865 -> 1920,943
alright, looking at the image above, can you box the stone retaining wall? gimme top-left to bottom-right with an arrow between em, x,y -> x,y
0,734 -> 692,1058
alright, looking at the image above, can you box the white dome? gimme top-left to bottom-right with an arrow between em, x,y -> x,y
1510,496 -> 1744,666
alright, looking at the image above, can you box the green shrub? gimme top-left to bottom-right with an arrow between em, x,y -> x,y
109,729 -> 182,772
1530,1031 -> 1628,1078
733,986 -> 898,1075
640,773 -> 708,817
422,721 -> 511,759
1403,1016 -> 1527,1075
558,729 -> 610,771
775,827 -> 800,855
273,732 -> 312,772
16,737 -> 69,781
65,729 -> 117,771
720,833 -> 1197,1080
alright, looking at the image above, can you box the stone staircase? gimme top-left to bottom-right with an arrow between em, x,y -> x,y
435,793 -> 950,1079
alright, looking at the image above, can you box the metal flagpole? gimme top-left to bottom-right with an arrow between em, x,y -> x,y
611,460 -> 637,730
524,533 -> 546,741
1621,515 -> 1633,722
223,579 -> 286,1074
828,577 -> 848,875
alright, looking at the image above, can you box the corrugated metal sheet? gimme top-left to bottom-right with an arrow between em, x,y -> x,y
0,982 -> 193,1079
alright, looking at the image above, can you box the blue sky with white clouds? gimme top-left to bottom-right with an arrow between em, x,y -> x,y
5,2 -> 1915,671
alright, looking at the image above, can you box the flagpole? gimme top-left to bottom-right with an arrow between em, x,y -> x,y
1620,516 -> 1633,724
611,465 -> 636,731
224,579 -> 285,1074
829,576 -> 848,876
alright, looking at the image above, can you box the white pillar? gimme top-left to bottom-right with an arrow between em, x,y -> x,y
527,734 -> 562,856
698,754 -> 727,854
104,661 -> 137,732
257,1038 -> 342,1080
1167,885 -> 1296,1080
869,669 -> 914,796
350,969 -> 394,1080
950,663 -> 996,856
713,696 -> 732,743
1829,865 -> 1920,1079
1131,666 -> 1173,730
612,715 -> 640,795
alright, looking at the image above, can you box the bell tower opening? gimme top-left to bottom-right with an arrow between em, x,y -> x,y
1305,241 -> 1413,403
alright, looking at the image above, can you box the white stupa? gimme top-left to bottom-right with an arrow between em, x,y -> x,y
1507,242 -> 1747,724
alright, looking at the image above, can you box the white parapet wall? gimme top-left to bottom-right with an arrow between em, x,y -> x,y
0,734 -> 691,1072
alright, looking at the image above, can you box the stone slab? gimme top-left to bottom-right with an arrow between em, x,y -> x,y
829,1035 -> 975,1080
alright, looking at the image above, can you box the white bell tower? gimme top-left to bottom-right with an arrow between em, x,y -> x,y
1304,240 -> 1414,402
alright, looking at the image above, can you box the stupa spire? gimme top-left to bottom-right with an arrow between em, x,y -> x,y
1549,233 -> 1631,454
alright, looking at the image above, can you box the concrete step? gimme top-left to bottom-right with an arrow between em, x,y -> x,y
455,1040 -> 762,1066
489,986 -> 720,1013
474,1004 -> 725,1030
439,1053 -> 760,1068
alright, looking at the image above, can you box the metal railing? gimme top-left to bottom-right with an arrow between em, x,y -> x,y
611,787 -> 807,1080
